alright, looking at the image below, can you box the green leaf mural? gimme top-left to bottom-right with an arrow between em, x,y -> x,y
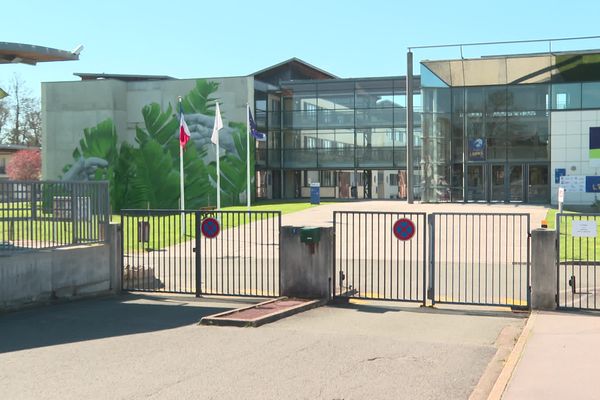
129,140 -> 180,208
63,78 -> 255,211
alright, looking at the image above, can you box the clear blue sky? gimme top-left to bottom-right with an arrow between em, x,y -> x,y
3,0 -> 600,98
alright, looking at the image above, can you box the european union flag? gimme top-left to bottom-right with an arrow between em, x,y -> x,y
248,108 -> 267,142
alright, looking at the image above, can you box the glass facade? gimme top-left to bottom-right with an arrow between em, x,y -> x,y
421,52 -> 600,203
257,77 -> 422,199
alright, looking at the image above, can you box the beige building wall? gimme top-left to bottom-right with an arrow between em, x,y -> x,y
42,76 -> 254,180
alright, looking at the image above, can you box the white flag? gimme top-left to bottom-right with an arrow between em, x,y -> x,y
211,102 -> 223,145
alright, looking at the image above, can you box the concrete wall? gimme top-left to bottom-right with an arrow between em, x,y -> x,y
280,226 -> 332,299
0,223 -> 121,310
531,228 -> 558,310
42,76 -> 253,180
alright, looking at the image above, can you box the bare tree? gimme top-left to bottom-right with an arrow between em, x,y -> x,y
0,74 -> 41,146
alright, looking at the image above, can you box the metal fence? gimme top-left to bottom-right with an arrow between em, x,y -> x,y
556,213 -> 600,310
121,209 -> 281,297
428,213 -> 530,309
333,211 -> 427,304
0,180 -> 110,253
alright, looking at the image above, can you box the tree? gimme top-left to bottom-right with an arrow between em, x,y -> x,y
6,149 -> 41,180
0,74 -> 41,146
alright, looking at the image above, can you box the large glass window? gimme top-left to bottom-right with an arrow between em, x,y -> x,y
552,83 -> 581,110
582,82 -> 600,108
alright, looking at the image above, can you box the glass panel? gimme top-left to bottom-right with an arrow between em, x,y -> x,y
355,80 -> 395,109
485,86 -> 507,113
355,108 -> 393,127
552,83 -> 582,110
490,164 -> 505,202
528,165 -> 549,203
509,165 -> 523,202
317,109 -> 354,128
506,84 -> 549,111
582,82 -> 600,109
422,87 -> 451,113
467,165 -> 485,201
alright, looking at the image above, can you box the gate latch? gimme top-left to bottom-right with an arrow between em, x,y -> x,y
568,275 -> 576,294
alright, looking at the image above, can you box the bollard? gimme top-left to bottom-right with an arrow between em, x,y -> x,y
531,228 -> 558,310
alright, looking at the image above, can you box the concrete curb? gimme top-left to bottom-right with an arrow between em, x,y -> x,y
199,297 -> 327,327
487,311 -> 538,400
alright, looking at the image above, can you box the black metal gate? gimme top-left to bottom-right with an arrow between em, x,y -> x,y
121,209 -> 281,297
428,213 -> 530,309
333,211 -> 427,305
556,213 -> 600,310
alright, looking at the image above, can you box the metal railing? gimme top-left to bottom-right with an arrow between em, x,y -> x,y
121,209 -> 281,297
429,213 -> 530,308
556,213 -> 600,310
0,180 -> 110,253
333,211 -> 427,304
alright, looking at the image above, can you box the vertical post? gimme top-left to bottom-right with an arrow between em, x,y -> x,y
406,50 -> 414,204
179,97 -> 186,236
247,103 -> 251,210
195,211 -> 202,297
427,213 -> 435,305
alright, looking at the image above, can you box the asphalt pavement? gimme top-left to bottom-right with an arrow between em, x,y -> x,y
0,294 -> 526,400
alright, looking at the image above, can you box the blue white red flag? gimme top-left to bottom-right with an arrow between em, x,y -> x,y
179,102 -> 191,148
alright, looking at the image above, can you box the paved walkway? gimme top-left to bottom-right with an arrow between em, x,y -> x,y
501,310 -> 600,399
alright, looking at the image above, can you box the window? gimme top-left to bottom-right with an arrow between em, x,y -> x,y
389,174 -> 399,186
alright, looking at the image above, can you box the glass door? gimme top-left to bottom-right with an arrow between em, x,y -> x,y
490,164 -> 505,202
467,165 -> 485,201
508,164 -> 524,202
528,164 -> 549,203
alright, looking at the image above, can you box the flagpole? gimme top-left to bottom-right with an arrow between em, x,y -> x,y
178,97 -> 186,236
216,102 -> 221,211
246,103 -> 251,210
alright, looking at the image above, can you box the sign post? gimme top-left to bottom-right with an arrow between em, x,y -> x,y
558,186 -> 565,213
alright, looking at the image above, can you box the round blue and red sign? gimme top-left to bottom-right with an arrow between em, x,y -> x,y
393,218 -> 415,241
201,217 -> 220,239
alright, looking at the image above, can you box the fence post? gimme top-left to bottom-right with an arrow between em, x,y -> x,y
531,228 -> 557,310
108,222 -> 122,293
427,214 -> 435,305
195,211 -> 202,297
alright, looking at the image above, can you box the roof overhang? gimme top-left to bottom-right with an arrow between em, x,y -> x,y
0,42 -> 79,65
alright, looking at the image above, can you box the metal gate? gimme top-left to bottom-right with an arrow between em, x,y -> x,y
121,209 -> 281,297
556,213 -> 600,310
333,211 -> 427,304
428,213 -> 530,309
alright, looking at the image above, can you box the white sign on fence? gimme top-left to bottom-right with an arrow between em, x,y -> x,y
572,220 -> 598,237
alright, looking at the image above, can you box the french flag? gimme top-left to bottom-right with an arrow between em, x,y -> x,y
179,103 -> 191,148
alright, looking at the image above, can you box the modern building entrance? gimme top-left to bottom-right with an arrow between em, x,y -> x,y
466,163 -> 548,203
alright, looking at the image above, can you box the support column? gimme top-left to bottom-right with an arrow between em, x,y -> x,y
531,228 -> 557,310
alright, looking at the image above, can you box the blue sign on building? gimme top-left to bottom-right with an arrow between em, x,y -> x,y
585,176 -> 600,192
555,168 -> 566,184
468,138 -> 486,161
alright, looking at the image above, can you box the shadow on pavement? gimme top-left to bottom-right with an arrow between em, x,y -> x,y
331,301 -> 529,319
0,294 -> 246,354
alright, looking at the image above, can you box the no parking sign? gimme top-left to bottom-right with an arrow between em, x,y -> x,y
392,218 -> 415,241
201,217 -> 220,238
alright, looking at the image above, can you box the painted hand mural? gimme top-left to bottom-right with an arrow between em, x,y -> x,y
61,79 -> 254,211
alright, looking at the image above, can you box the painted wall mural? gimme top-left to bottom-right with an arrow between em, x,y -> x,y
61,79 -> 254,211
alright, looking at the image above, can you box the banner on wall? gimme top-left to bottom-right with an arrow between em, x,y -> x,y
468,138 -> 486,161
589,127 -> 600,166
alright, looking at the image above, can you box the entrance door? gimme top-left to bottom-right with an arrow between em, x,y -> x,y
508,164 -> 524,202
528,165 -> 549,203
466,165 -> 485,201
490,164 -> 505,202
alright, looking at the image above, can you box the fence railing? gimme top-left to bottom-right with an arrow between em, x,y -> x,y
0,180 -> 110,253
556,213 -> 600,310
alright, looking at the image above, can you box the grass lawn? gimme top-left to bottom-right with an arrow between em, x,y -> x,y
119,201 -> 333,251
546,208 -> 600,261
2,200 -> 334,251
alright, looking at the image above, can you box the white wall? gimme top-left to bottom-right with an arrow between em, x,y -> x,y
551,110 -> 600,205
